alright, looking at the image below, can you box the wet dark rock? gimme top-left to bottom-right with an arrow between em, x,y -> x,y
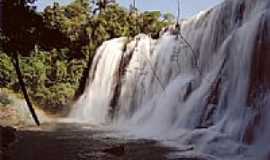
198,78 -> 222,129
178,146 -> 194,152
175,153 -> 216,160
245,12 -> 270,144
102,145 -> 125,157
183,82 -> 193,101
235,2 -> 245,25
207,78 -> 222,105
5,124 -> 171,160
248,11 -> 270,106
109,40 -> 137,119
0,126 -> 17,149
0,126 -> 17,160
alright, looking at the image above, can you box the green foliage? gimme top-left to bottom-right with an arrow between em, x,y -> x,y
0,53 -> 16,88
2,0 -> 41,55
0,93 -> 13,107
0,48 -> 86,112
19,50 -> 85,112
2,0 -> 69,55
162,13 -> 176,24
0,0 -> 174,113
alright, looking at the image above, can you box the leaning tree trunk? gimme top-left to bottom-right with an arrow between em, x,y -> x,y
12,52 -> 40,126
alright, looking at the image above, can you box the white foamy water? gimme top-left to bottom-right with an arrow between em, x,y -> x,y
70,0 -> 270,159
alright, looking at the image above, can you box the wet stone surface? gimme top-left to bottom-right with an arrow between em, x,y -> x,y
5,123 -> 176,160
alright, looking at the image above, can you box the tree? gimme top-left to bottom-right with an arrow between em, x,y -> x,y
1,0 -> 42,126
95,0 -> 115,13
1,0 -> 69,125
43,1 -> 90,58
0,0 -> 174,116
162,12 -> 176,24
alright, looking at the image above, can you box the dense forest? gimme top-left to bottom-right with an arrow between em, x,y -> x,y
0,0 -> 175,114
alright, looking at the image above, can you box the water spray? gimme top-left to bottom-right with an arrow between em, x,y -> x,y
176,0 -> 201,75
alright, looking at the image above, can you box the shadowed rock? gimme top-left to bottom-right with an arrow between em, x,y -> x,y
245,12 -> 270,144
0,126 -> 17,149
102,145 -> 125,157
0,126 -> 17,160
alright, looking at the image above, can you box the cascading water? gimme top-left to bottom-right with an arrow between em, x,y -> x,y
70,0 -> 270,159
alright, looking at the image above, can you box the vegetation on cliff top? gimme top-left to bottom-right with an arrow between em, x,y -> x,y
0,0 -> 175,113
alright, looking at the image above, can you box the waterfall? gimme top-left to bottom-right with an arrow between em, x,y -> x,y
70,0 -> 270,159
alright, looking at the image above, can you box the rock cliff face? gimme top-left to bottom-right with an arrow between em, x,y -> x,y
70,0 -> 270,159
249,9 -> 270,105
245,12 -> 270,145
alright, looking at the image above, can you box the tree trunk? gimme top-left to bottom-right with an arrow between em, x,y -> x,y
12,52 -> 40,126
